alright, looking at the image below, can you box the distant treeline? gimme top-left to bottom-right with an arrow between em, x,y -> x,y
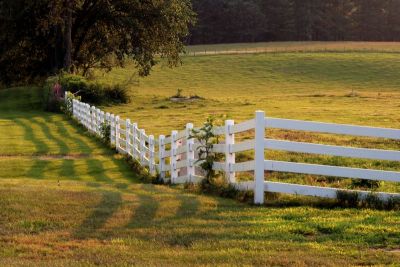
188,0 -> 400,44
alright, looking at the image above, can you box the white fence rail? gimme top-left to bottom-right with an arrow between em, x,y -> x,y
69,94 -> 400,204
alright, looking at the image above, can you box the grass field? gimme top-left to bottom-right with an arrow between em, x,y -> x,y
1,43 -> 400,265
186,41 -> 400,54
98,50 -> 400,193
100,52 -> 400,133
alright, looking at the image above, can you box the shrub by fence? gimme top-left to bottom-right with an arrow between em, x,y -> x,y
68,93 -> 400,204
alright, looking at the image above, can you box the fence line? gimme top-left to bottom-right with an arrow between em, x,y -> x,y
183,47 -> 400,57
68,93 -> 400,204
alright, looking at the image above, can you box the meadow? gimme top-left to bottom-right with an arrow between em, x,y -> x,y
1,43 -> 400,265
99,50 -> 400,193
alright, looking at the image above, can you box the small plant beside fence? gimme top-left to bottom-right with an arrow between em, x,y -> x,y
68,92 -> 400,204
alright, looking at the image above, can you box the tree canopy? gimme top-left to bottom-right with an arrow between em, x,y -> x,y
0,0 -> 195,85
189,0 -> 400,44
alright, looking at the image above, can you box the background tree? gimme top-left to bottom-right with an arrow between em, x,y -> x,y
0,0 -> 195,85
187,0 -> 400,45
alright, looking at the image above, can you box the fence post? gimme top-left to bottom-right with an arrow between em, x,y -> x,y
140,129 -> 145,165
91,106 -> 96,132
149,135 -> 156,175
82,103 -> 86,127
76,101 -> 80,121
125,119 -> 131,155
225,120 -> 235,183
86,104 -> 90,129
132,123 -> 138,159
186,123 -> 195,183
170,130 -> 178,184
159,135 -> 165,180
109,114 -> 114,145
96,108 -> 101,135
254,111 -> 265,204
115,116 -> 120,149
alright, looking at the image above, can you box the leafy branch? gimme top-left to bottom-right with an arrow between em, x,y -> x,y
189,117 -> 221,183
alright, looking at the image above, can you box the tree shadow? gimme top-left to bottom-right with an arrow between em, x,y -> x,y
125,184 -> 160,228
59,159 -> 77,179
26,159 -> 51,179
14,118 -> 51,179
14,118 -> 49,154
73,190 -> 122,239
86,158 -> 114,183
31,116 -> 69,154
175,193 -> 201,218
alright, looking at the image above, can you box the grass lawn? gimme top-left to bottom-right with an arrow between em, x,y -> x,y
1,44 -> 400,265
99,52 -> 400,133
98,50 -> 400,193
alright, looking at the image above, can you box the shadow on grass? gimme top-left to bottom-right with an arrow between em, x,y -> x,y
74,190 -> 122,239
59,159 -> 76,179
125,184 -> 160,228
14,118 -> 52,179
86,159 -> 114,183
14,118 -> 49,154
31,116 -> 69,154
125,184 -> 201,227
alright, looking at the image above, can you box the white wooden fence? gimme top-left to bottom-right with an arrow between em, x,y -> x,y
69,94 -> 400,204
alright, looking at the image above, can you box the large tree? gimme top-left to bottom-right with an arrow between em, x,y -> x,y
0,0 -> 195,85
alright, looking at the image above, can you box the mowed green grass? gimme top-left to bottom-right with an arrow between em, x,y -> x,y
99,51 -> 400,192
0,87 -> 399,265
100,52 -> 400,133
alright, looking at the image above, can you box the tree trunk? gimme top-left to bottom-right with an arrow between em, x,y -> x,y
64,0 -> 73,72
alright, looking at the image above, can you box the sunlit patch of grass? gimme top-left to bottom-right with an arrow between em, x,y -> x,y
1,179 -> 400,265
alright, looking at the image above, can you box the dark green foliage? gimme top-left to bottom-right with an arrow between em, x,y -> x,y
60,75 -> 129,105
61,91 -> 81,117
189,0 -> 400,44
0,0 -> 195,85
189,117 -> 221,183
103,84 -> 129,104
336,190 -> 400,210
351,179 -> 381,190
337,190 -> 360,207
362,193 -> 385,209
387,196 -> 400,210
99,122 -> 111,145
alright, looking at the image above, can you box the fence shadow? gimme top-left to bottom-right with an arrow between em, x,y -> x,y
31,116 -> 69,154
73,190 -> 122,239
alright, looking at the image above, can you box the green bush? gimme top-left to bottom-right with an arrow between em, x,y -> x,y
59,74 -> 129,105
99,122 -> 111,144
351,179 -> 381,190
43,76 -> 63,112
336,190 -> 360,207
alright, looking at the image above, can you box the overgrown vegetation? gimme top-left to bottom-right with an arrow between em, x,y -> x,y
60,74 -> 130,105
336,190 -> 400,210
99,122 -> 111,144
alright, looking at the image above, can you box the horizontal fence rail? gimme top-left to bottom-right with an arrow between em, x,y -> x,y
67,93 -> 400,204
